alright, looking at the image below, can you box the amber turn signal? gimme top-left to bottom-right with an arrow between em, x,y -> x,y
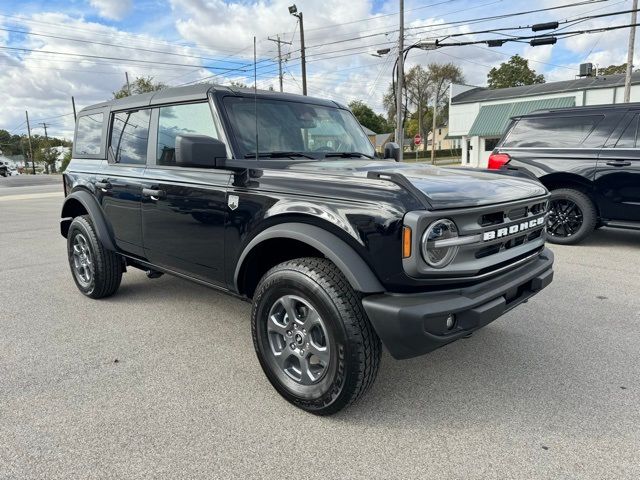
402,226 -> 412,258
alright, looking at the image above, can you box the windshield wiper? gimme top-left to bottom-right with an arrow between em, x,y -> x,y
244,151 -> 315,159
323,152 -> 374,159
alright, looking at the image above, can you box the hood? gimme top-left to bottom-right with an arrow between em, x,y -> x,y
289,160 -> 547,209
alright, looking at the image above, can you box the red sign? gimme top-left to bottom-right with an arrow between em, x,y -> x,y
414,134 -> 422,145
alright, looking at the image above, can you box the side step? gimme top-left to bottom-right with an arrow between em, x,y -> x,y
601,220 -> 640,231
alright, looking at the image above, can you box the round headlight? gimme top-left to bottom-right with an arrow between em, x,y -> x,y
422,219 -> 459,268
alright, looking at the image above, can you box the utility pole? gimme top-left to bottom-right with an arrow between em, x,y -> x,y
289,5 -> 307,95
624,0 -> 638,102
125,71 -> 132,96
431,98 -> 438,164
395,0 -> 404,161
71,96 -> 77,121
25,110 -> 35,175
268,35 -> 292,92
39,122 -> 52,174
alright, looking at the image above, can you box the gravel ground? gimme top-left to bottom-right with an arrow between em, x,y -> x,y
1,184 -> 638,479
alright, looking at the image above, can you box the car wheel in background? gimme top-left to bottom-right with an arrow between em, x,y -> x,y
546,188 -> 597,245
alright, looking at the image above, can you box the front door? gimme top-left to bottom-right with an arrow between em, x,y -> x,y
596,112 -> 640,222
99,108 -> 152,257
141,102 -> 232,287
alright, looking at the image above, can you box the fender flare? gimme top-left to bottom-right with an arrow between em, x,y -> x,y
234,223 -> 385,294
60,190 -> 116,251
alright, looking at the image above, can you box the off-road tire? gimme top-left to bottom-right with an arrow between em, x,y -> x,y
67,215 -> 122,298
251,257 -> 381,415
547,188 -> 597,245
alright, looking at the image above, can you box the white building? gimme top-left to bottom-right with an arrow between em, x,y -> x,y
448,72 -> 640,168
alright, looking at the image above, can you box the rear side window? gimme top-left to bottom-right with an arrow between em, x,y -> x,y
74,113 -> 104,156
502,115 -> 603,148
110,110 -> 151,165
615,115 -> 639,148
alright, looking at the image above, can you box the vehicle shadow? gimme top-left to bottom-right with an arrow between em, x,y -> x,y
577,227 -> 640,248
99,268 -> 613,431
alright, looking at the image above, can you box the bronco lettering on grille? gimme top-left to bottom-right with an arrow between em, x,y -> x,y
482,216 -> 545,241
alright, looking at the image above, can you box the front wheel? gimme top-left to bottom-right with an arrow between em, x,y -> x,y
251,257 -> 381,415
546,188 -> 597,245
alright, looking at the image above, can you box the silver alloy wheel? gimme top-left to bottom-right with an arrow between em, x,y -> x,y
266,295 -> 330,385
71,233 -> 93,287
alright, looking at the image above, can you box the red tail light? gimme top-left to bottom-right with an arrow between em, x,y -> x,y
488,153 -> 510,170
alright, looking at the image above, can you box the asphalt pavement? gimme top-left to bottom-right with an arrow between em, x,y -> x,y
1,177 -> 639,479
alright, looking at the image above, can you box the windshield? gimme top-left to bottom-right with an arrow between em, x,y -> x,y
222,96 -> 376,159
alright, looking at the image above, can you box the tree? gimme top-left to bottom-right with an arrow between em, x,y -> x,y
381,62 -> 463,149
348,100 -> 392,134
426,63 -> 464,162
404,66 -> 431,141
487,54 -> 545,89
35,144 -> 60,174
600,63 -> 627,75
113,76 -> 166,99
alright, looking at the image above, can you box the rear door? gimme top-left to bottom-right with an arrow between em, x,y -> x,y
98,108 -> 151,257
141,101 -> 232,287
596,111 -> 640,222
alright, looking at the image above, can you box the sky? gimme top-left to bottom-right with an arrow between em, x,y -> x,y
0,0 -> 637,140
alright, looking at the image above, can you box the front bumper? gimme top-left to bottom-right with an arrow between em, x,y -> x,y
362,248 -> 554,359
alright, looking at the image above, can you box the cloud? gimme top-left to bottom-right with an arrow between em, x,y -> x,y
89,0 -> 132,21
2,0 -> 626,139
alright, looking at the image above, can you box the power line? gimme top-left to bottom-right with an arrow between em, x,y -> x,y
0,45 -> 250,72
435,21 -> 640,47
0,26 -> 251,65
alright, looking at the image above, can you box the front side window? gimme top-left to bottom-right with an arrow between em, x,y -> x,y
110,109 -> 151,164
157,103 -> 218,166
502,115 -> 603,148
615,115 -> 639,148
74,113 -> 104,156
223,96 -> 375,158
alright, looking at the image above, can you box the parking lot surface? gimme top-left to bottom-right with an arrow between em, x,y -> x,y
1,178 -> 639,479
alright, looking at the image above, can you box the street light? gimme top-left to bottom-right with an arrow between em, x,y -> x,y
289,4 -> 307,95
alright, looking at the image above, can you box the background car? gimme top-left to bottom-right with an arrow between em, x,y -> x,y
489,103 -> 640,244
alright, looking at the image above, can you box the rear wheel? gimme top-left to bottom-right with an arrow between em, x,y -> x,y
67,215 -> 123,298
251,257 -> 381,415
546,188 -> 597,245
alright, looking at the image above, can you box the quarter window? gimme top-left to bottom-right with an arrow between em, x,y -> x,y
502,115 -> 603,148
74,113 -> 104,156
110,110 -> 151,165
157,103 -> 218,166
615,115 -> 639,148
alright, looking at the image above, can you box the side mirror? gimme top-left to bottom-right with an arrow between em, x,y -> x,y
175,134 -> 227,168
384,142 -> 400,162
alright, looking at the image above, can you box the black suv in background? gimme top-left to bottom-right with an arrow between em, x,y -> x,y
489,103 -> 640,244
60,85 -> 554,414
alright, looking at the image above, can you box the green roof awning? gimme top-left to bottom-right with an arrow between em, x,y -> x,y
467,96 -> 576,137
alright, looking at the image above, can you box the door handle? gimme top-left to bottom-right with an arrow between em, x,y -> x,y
95,180 -> 112,191
142,188 -> 166,201
605,160 -> 632,167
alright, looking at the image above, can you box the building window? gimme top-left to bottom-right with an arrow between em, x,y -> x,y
484,138 -> 500,151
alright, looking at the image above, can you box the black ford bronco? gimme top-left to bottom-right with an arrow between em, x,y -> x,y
61,85 -> 554,414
